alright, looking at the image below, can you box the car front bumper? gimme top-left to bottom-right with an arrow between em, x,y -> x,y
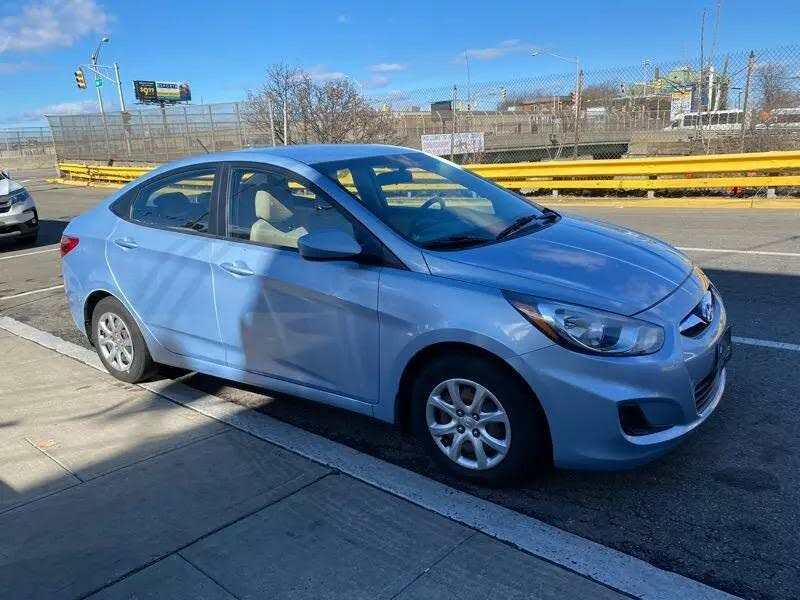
509,282 -> 728,470
0,197 -> 38,238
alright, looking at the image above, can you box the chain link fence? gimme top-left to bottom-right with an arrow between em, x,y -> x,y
0,127 -> 54,160
47,45 -> 800,166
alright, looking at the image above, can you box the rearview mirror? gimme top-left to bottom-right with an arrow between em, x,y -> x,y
298,229 -> 362,261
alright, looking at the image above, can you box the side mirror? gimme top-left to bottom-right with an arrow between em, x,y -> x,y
0,170 -> 9,180
298,229 -> 362,261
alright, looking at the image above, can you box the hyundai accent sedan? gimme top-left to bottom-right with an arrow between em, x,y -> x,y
61,145 -> 730,485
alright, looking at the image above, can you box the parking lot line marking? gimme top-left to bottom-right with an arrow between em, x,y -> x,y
0,247 -> 59,261
677,246 -> 800,258
0,315 -> 739,600
733,335 -> 800,352
0,284 -> 64,301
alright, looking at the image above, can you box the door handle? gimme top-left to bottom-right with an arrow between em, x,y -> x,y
219,262 -> 255,277
114,238 -> 138,250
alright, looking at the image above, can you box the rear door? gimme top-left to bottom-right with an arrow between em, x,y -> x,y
210,163 -> 381,403
106,165 -> 225,363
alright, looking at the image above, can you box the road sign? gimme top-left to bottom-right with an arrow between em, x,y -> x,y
95,78 -> 103,88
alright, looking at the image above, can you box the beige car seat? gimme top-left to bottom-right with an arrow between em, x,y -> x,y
250,189 -> 308,246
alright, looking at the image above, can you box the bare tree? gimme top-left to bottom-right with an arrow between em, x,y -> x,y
754,61 -> 800,112
580,83 -> 619,107
244,63 -> 399,145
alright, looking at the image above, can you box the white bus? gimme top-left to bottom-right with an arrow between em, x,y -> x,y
665,109 -> 748,131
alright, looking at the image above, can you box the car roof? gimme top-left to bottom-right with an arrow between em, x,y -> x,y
241,143 -> 412,164
135,144 -> 418,184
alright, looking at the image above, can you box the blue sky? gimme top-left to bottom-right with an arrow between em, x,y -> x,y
1,0 -> 799,126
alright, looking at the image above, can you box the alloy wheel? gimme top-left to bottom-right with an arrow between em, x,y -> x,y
97,311 -> 134,372
425,378 -> 511,470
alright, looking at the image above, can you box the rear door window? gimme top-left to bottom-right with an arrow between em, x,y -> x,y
131,168 -> 216,233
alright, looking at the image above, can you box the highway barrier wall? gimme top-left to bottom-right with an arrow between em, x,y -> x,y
57,150 -> 800,194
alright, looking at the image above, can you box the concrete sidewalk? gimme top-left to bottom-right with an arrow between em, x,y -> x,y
0,329 -> 627,600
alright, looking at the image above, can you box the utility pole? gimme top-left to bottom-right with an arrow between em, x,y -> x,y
114,63 -> 126,112
740,50 -> 756,152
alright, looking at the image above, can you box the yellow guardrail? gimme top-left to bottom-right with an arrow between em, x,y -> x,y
58,150 -> 800,192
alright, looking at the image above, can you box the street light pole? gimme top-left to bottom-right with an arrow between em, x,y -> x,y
91,37 -> 110,116
532,48 -> 581,159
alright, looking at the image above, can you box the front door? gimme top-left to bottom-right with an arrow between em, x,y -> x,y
211,164 -> 380,403
106,166 -> 224,363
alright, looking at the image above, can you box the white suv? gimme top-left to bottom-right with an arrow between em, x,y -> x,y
0,170 -> 38,244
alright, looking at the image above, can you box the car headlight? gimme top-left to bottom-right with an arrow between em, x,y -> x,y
504,291 -> 664,356
8,189 -> 30,205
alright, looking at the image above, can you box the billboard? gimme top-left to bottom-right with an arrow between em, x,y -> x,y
133,80 -> 192,104
421,132 -> 484,156
670,89 -> 693,120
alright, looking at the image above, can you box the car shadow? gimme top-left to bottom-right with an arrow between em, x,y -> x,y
0,219 -> 67,252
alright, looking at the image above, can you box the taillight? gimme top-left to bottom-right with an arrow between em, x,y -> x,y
60,235 -> 79,257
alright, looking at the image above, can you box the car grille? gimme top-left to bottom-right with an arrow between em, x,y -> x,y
0,202 -> 10,214
694,368 -> 721,412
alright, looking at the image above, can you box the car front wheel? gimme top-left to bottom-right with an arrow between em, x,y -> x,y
410,353 -> 550,487
91,296 -> 155,383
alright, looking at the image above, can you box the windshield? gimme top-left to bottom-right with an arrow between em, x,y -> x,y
312,152 -> 554,249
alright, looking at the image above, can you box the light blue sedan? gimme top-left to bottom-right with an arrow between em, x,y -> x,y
61,145 -> 730,485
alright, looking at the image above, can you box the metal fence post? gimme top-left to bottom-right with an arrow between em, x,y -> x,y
161,105 -> 170,161
183,106 -> 192,155
208,105 -> 217,152
234,102 -> 244,149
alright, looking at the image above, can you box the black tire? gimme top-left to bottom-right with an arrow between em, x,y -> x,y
410,353 -> 550,487
91,296 -> 156,383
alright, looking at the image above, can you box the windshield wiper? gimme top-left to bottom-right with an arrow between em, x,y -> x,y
496,211 -> 558,240
423,235 -> 492,250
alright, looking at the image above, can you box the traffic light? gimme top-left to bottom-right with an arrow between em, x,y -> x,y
74,68 -> 87,90
569,91 -> 576,104
501,87 -> 507,99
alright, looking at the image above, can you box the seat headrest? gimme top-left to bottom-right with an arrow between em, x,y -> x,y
255,189 -> 293,221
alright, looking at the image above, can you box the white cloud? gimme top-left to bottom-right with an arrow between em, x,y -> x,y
336,14 -> 350,24
463,39 -> 529,61
364,75 -> 389,89
305,65 -> 347,82
368,63 -> 407,73
5,99 -> 100,123
0,0 -> 110,53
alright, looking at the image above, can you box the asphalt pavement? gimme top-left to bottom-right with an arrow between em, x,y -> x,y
1,177 -> 799,599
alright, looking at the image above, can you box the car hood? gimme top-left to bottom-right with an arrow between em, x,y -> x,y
0,178 -> 23,197
422,215 -> 693,315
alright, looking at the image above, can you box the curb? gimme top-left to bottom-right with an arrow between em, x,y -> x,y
0,315 -> 740,600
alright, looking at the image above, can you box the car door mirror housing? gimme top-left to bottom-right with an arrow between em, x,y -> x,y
298,229 -> 363,261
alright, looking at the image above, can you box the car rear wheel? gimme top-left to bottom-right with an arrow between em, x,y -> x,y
410,353 -> 550,487
91,296 -> 155,383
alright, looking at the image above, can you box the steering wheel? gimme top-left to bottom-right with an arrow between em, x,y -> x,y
409,195 -> 447,239
419,195 -> 446,211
